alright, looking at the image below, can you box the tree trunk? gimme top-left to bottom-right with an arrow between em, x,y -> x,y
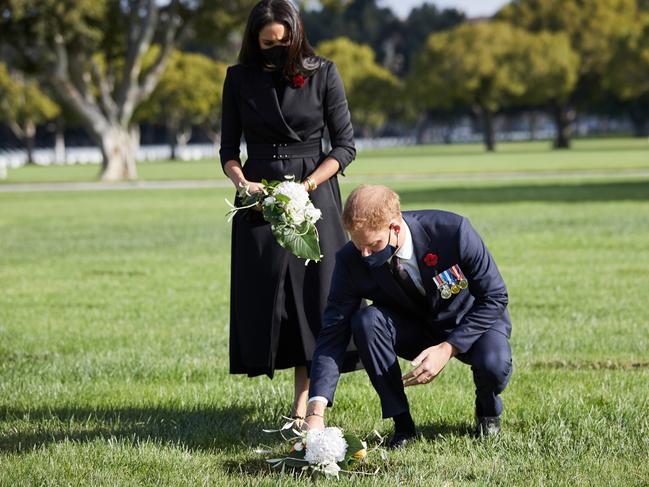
54,118 -> 66,164
415,111 -> 432,145
528,112 -> 538,140
168,128 -> 178,160
443,118 -> 455,144
481,108 -> 495,152
176,126 -> 192,160
552,102 -> 574,149
8,119 -> 37,164
202,123 -> 220,146
24,129 -> 35,164
628,103 -> 649,137
98,125 -> 139,181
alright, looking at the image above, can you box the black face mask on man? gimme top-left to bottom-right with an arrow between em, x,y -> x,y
261,45 -> 289,70
361,224 -> 400,269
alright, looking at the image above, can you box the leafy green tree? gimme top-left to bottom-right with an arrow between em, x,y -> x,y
0,62 -> 60,163
317,37 -> 400,136
305,0 -> 398,62
498,0 -> 641,147
401,3 -> 465,72
303,0 -> 464,75
411,22 -> 577,151
0,0 -> 252,180
136,51 -> 227,158
604,13 -> 649,135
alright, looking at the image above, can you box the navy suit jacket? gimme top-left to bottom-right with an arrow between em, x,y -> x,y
309,210 -> 512,404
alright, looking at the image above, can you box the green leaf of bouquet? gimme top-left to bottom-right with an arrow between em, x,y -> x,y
275,194 -> 290,204
344,434 -> 365,455
283,458 -> 309,468
288,450 -> 306,460
272,223 -> 321,261
262,206 -> 283,223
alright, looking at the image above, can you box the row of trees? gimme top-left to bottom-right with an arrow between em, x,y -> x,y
312,0 -> 649,151
1,0 -> 648,180
0,0 -> 255,180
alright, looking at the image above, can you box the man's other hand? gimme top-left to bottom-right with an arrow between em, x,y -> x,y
402,341 -> 458,387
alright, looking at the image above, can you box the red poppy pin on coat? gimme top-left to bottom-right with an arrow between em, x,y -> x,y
292,74 -> 305,88
423,253 -> 438,267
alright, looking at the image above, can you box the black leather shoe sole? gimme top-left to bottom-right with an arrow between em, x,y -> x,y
388,431 -> 417,449
475,416 -> 501,437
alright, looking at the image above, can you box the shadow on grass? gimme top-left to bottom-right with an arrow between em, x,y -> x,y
418,421 -> 474,440
364,141 -> 646,159
0,404 -> 273,454
398,180 -> 649,205
363,148 -> 544,159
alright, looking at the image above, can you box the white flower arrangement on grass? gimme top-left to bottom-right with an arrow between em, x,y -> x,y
257,417 -> 383,479
226,176 -> 323,262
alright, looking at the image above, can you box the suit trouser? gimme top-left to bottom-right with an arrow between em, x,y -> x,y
351,305 -> 512,419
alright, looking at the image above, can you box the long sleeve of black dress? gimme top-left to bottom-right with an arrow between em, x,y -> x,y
219,66 -> 243,170
324,62 -> 356,174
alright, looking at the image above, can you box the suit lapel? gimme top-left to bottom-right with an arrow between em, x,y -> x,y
244,69 -> 301,142
404,214 -> 440,309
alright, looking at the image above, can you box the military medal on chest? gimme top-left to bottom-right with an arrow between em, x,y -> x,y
433,265 -> 468,299
433,273 -> 452,299
451,264 -> 468,289
444,270 -> 461,294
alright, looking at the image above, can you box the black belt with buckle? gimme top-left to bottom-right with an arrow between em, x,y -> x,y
246,140 -> 322,160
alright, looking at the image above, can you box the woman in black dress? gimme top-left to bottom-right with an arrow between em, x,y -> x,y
220,0 -> 360,420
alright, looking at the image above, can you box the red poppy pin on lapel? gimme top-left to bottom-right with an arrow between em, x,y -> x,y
423,253 -> 438,267
292,74 -> 305,88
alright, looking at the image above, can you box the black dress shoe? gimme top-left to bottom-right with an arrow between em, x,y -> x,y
475,416 -> 500,437
388,431 -> 417,449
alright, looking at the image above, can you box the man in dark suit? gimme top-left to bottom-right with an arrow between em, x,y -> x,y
304,185 -> 513,447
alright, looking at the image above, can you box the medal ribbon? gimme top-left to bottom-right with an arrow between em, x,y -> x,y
443,270 -> 456,285
433,274 -> 444,289
450,265 -> 461,281
453,265 -> 467,281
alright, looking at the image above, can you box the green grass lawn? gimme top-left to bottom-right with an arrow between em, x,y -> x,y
1,148 -> 648,484
3,137 -> 649,184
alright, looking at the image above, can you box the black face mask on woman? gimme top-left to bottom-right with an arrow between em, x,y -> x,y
261,45 -> 289,70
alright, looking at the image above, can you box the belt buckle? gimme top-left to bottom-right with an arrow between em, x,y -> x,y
271,143 -> 290,159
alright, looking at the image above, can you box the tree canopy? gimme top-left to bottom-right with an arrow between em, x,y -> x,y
0,62 -> 60,161
498,0 -> 639,77
604,12 -> 649,100
410,21 -> 579,150
317,37 -> 400,134
136,50 -> 227,156
0,0 -> 251,179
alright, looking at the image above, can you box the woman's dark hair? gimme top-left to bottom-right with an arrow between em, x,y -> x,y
239,0 -> 321,77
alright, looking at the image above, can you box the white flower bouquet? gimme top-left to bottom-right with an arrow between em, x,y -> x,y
259,418 -> 381,479
226,176 -> 322,262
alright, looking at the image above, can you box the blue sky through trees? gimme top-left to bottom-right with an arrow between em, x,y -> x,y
380,0 -> 509,18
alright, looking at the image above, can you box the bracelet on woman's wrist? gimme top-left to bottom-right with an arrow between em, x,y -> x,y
306,412 -> 324,418
305,176 -> 317,192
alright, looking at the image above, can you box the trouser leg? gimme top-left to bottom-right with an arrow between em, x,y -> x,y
351,306 -> 436,418
456,329 -> 513,417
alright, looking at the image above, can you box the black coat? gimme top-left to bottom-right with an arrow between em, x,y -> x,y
220,59 -> 361,378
